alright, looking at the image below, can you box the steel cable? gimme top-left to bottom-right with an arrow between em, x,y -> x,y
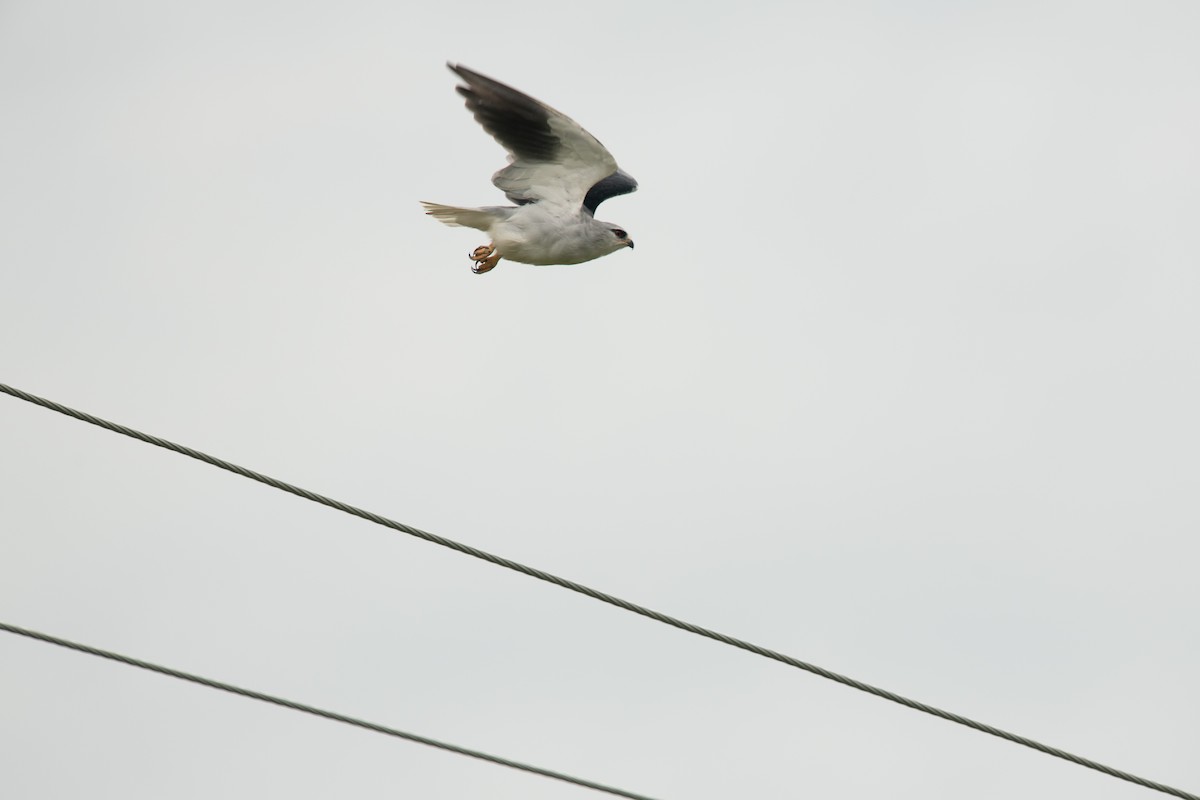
2,381 -> 1195,800
0,621 -> 660,800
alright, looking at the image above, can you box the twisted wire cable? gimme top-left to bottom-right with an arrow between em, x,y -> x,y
0,621 -> 659,800
2,381 -> 1196,800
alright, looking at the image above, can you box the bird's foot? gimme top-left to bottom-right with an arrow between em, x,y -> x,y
472,253 -> 501,274
469,244 -> 500,274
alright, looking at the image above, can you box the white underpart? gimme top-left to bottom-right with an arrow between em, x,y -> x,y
419,202 -> 623,265
491,205 -> 618,266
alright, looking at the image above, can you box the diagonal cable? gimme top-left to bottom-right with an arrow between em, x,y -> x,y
2,381 -> 1196,800
0,621 -> 659,800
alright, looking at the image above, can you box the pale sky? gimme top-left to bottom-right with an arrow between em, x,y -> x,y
2,2 -> 1198,798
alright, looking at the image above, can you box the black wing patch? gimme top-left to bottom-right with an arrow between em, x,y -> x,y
583,170 -> 639,215
449,63 -> 560,163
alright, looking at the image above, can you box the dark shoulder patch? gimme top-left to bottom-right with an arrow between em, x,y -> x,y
583,170 -> 639,215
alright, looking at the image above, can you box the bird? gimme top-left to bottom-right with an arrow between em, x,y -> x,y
421,63 -> 638,274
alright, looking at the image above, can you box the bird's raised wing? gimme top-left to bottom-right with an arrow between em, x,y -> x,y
448,63 -> 637,213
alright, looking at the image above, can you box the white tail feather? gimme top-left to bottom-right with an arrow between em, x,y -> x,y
420,202 -> 497,232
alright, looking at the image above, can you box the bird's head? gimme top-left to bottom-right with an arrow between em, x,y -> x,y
602,224 -> 635,253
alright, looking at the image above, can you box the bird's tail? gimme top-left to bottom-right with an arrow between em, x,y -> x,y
420,202 -> 497,232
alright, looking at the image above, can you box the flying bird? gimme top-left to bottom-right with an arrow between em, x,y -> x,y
422,63 -> 638,274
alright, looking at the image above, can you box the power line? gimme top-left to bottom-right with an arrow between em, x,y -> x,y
0,620 -> 660,800
2,381 -> 1196,800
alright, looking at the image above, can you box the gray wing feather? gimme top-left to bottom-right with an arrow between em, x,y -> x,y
449,64 -> 560,164
447,63 -> 636,213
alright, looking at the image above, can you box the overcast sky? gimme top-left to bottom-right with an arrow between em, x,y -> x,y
2,2 -> 1198,798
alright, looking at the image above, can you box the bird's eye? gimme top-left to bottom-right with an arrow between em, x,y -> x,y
612,229 -> 627,239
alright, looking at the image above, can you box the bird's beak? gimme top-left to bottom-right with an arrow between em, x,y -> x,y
626,239 -> 635,250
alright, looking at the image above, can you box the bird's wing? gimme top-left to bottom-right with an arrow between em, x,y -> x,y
448,63 -> 636,213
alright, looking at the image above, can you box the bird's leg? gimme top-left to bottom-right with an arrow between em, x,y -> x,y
469,243 -> 501,274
